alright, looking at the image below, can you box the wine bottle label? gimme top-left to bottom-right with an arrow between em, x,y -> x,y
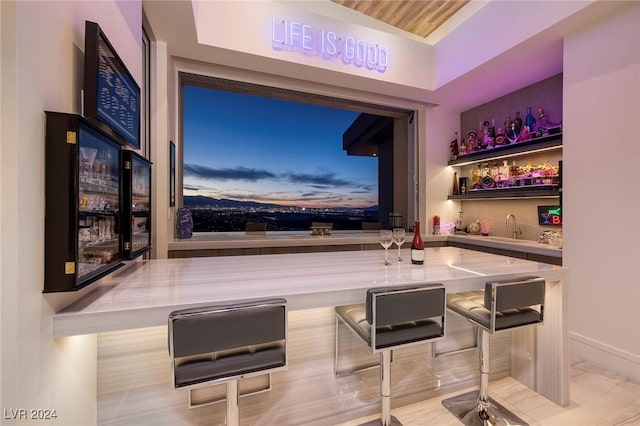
411,248 -> 424,262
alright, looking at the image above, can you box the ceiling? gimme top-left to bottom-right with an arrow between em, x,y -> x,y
330,0 -> 470,38
143,1 -> 629,111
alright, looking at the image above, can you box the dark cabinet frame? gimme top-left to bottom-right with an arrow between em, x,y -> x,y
44,112 -> 124,292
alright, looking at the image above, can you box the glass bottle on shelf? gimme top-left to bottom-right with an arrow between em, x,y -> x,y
513,111 -> 522,135
510,161 -> 519,180
494,128 -> 506,145
524,107 -> 536,135
455,211 -> 465,233
506,122 -> 519,144
452,172 -> 459,195
537,107 -> 550,135
450,131 -> 460,160
467,132 -> 475,153
499,160 -> 511,185
472,165 -> 482,189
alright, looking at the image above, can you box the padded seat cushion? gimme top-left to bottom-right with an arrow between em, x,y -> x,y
447,290 -> 542,331
174,344 -> 285,388
336,304 -> 443,350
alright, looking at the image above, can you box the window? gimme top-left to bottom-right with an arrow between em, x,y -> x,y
179,73 -> 414,232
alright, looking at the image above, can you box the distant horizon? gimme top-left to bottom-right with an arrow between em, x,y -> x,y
182,85 -> 379,209
183,194 -> 379,211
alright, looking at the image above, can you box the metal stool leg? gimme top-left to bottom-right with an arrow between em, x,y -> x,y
442,329 -> 528,426
226,380 -> 239,426
381,351 -> 392,425
359,350 -> 402,426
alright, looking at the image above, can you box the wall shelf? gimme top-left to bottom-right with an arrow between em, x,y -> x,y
448,186 -> 560,201
448,133 -> 562,166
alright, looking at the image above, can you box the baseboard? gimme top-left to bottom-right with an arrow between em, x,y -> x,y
570,332 -> 640,383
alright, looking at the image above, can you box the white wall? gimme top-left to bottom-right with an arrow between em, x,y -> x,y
563,2 -> 640,381
194,1 -> 433,91
434,0 -> 593,88
423,106 -> 461,232
0,1 -> 141,424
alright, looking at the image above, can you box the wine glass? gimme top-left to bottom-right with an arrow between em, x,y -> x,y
392,228 -> 406,262
379,230 -> 393,266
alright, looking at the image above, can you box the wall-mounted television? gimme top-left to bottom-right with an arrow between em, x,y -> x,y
84,21 -> 140,149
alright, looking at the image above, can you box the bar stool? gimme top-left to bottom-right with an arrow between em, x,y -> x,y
335,283 -> 446,426
168,298 -> 287,426
442,276 -> 545,426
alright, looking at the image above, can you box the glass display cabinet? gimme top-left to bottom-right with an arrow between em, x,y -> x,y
121,150 -> 152,259
45,112 -> 123,292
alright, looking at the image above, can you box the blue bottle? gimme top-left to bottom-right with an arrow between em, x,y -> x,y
524,107 -> 536,134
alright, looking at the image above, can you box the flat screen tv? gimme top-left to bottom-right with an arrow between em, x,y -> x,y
84,21 -> 140,149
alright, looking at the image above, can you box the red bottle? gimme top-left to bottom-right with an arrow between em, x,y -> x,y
411,221 -> 424,265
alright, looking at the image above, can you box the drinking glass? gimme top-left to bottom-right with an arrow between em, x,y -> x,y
379,230 -> 393,266
392,228 -> 406,262
79,147 -> 97,182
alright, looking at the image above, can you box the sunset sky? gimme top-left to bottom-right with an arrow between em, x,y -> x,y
182,85 -> 378,208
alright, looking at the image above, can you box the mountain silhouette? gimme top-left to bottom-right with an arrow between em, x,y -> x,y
183,195 -> 377,211
183,195 -> 286,209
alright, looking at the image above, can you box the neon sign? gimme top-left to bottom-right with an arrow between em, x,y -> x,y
271,17 -> 388,73
538,206 -> 562,226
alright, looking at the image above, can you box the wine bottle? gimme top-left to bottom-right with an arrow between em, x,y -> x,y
411,221 -> 424,265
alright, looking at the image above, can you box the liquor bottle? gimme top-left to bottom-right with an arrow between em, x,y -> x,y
411,221 -> 424,265
524,107 -> 536,134
455,211 -> 465,233
432,215 -> 440,235
459,134 -> 467,155
452,171 -> 459,195
472,165 -> 482,188
504,117 -> 514,144
450,131 -> 459,160
499,160 -> 511,184
537,107 -> 550,129
513,111 -> 523,135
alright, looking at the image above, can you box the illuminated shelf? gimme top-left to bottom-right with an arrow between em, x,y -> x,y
448,133 -> 562,166
448,186 -> 559,200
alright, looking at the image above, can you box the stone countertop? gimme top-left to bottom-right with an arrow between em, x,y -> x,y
168,231 -> 561,258
447,234 -> 562,258
52,247 -> 566,338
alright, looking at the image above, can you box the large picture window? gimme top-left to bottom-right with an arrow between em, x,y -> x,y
180,74 -> 414,232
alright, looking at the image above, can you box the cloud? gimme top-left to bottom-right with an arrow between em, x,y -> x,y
284,172 -> 351,187
183,184 -> 201,191
184,164 -> 276,182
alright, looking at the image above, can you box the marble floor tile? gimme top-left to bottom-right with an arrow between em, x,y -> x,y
337,361 -> 640,426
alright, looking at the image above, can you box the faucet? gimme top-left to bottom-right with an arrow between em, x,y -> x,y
506,214 -> 522,240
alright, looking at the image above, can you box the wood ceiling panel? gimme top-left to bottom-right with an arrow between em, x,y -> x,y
331,0 -> 470,38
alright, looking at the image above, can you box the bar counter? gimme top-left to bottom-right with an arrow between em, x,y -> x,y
54,247 -> 564,337
54,248 -> 569,423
